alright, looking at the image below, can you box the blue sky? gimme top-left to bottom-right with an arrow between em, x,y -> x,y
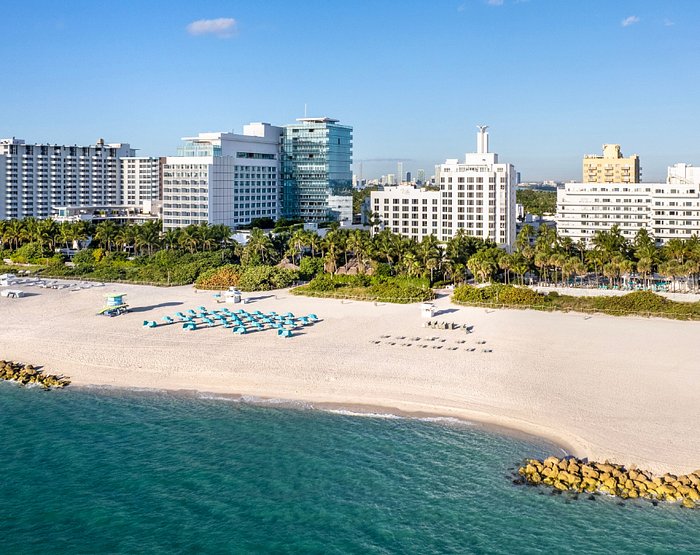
0,0 -> 698,181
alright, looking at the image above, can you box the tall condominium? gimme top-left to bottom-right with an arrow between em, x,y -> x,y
162,123 -> 282,230
436,126 -> 517,245
583,144 -> 640,183
281,117 -> 353,222
370,185 -> 440,241
557,163 -> 700,246
121,157 -> 163,206
0,138 -> 135,220
371,126 -> 517,247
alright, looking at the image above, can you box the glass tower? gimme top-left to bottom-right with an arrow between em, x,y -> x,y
282,117 -> 353,222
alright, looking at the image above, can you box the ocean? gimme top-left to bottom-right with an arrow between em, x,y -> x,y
1,383 -> 698,554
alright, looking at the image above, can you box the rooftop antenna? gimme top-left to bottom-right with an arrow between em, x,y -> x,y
304,103 -> 307,118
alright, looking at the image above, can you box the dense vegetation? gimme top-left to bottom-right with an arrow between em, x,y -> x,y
516,189 -> 557,217
292,274 -> 434,303
2,216 -> 700,299
452,284 -> 700,320
0,218 -> 495,298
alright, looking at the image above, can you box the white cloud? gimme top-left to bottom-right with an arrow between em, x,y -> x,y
664,18 -> 674,27
186,18 -> 237,38
621,15 -> 640,27
487,0 -> 504,5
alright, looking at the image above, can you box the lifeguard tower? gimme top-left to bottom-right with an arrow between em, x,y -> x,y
98,293 -> 129,316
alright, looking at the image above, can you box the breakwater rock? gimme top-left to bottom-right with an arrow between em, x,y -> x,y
517,457 -> 700,509
0,360 -> 70,390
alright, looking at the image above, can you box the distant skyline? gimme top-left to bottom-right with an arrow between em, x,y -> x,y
1,0 -> 698,182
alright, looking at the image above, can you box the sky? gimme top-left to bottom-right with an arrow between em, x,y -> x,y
0,0 -> 698,182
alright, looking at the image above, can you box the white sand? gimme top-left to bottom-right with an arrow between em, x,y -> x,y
1,282 -> 699,474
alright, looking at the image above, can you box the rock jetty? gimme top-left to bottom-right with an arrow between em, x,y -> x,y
0,360 -> 70,390
517,456 -> 700,509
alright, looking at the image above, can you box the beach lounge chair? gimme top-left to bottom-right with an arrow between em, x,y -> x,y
233,326 -> 246,335
143,320 -> 157,328
277,328 -> 292,338
162,316 -> 174,324
183,322 -> 196,331
307,314 -> 318,322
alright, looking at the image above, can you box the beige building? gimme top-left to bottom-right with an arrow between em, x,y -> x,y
582,144 -> 640,183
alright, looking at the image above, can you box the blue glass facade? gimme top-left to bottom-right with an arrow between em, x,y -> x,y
282,118 -> 352,222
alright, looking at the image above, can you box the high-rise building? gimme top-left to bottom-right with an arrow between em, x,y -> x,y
557,163 -> 700,246
435,126 -> 517,246
370,184 -> 440,241
583,144 -> 640,183
406,171 -> 412,183
397,162 -> 404,184
162,123 -> 282,230
120,157 -> 162,206
281,117 -> 352,222
371,126 -> 517,247
416,169 -> 426,184
0,138 -> 135,220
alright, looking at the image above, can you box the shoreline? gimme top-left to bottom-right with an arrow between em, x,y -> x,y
2,281 -> 699,475
68,381 -> 574,456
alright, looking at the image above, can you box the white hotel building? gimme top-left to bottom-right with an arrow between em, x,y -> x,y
371,127 -> 517,247
556,163 -> 700,246
162,123 -> 282,230
0,138 -> 137,220
121,157 -> 162,207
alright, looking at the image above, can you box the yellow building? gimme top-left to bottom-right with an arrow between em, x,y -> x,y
582,144 -> 640,183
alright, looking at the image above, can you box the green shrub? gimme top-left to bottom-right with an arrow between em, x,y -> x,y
237,266 -> 299,291
307,273 -> 337,292
294,273 -> 434,303
299,257 -> 324,280
10,242 -> 46,264
452,284 -> 700,320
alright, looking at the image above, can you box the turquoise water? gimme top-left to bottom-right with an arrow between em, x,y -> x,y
1,384 -> 698,554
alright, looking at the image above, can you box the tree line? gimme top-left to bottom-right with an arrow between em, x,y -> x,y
2,217 -> 700,291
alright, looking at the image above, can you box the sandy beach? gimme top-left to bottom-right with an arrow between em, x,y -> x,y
1,281 -> 699,474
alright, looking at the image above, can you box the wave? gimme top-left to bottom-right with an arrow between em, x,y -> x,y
325,409 -> 404,420
417,416 -> 473,426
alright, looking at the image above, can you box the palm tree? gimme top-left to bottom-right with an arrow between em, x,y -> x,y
288,229 -> 308,264
498,252 -> 513,284
5,219 -> 26,250
534,251 -> 551,283
509,253 -> 530,285
35,219 -> 59,252
636,257 -> 653,290
515,224 -> 535,253
586,248 -> 606,287
115,225 -> 137,254
197,224 -> 217,252
135,221 -> 161,256
162,228 -> 181,251
94,220 -> 118,252
417,235 -> 441,282
664,238 -> 690,265
244,228 -> 276,265
347,229 -> 371,273
178,225 -> 199,254
467,249 -> 499,283
659,260 -> 682,292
